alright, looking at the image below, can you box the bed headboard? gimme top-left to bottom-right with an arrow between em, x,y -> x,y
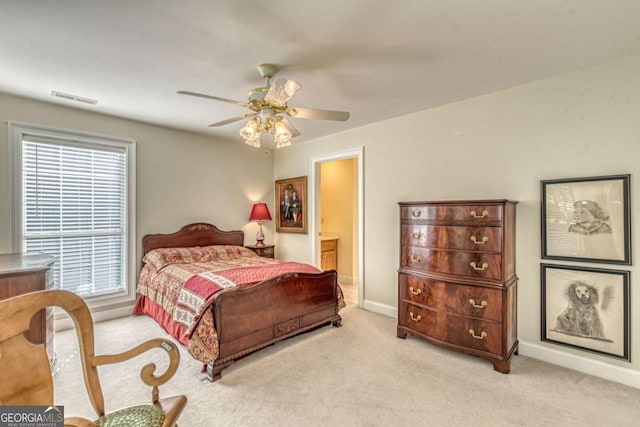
142,223 -> 245,255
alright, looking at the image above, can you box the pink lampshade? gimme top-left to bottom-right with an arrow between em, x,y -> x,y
249,203 -> 272,222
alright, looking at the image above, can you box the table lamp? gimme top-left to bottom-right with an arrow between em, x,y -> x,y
249,203 -> 272,247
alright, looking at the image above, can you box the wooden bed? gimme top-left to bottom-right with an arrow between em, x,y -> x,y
136,223 -> 343,381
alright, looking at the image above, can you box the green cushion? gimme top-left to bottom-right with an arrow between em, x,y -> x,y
95,404 -> 165,427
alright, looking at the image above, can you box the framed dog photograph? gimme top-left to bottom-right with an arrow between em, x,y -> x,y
541,174 -> 631,265
541,264 -> 629,361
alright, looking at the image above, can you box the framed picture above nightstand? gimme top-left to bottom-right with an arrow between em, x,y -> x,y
246,244 -> 275,258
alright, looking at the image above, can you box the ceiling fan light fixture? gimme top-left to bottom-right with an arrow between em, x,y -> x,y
244,137 -> 261,148
285,80 -> 301,97
260,108 -> 273,121
275,139 -> 292,149
239,118 -> 259,140
274,120 -> 292,145
264,77 -> 301,107
240,115 -> 291,149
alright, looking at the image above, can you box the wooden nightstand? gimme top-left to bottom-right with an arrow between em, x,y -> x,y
245,244 -> 275,258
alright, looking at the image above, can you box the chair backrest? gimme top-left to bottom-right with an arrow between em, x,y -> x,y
0,290 -> 106,416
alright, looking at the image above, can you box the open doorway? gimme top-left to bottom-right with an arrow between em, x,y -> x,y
310,148 -> 363,307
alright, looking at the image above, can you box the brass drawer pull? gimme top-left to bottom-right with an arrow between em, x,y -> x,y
470,236 -> 488,245
470,210 -> 488,219
411,210 -> 422,218
410,255 -> 423,263
468,329 -> 487,340
469,298 -> 487,309
409,312 -> 422,322
411,232 -> 423,239
470,261 -> 488,271
409,286 -> 422,296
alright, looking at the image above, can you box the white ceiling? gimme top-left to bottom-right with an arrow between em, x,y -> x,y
2,1 -> 640,144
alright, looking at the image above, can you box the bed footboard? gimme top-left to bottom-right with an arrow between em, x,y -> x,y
206,270 -> 342,381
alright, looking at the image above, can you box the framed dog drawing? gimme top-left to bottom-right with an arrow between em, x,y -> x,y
541,264 -> 629,361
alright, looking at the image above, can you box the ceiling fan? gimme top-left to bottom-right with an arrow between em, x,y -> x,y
178,63 -> 350,148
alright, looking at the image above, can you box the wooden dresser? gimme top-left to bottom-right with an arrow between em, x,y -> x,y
0,253 -> 57,368
396,200 -> 518,373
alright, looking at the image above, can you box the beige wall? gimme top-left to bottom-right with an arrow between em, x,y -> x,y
320,158 -> 357,281
274,54 -> 640,386
0,92 -> 275,278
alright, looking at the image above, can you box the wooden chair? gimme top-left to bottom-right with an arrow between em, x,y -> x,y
0,289 -> 187,427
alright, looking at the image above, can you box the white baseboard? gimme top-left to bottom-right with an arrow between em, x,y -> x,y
338,275 -> 358,285
352,304 -> 639,389
362,299 -> 396,318
519,340 -> 640,389
55,303 -> 136,332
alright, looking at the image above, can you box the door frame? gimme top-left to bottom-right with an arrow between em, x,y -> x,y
309,147 -> 364,307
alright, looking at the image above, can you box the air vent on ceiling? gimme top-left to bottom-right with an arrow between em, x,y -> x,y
51,90 -> 98,105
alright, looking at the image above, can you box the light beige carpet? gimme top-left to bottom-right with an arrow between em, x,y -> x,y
53,303 -> 639,426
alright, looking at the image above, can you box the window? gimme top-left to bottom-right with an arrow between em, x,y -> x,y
10,123 -> 136,306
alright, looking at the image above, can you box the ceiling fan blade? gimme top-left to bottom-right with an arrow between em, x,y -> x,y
208,113 -> 257,127
265,77 -> 301,107
280,117 -> 300,138
286,107 -> 350,121
178,90 -> 248,107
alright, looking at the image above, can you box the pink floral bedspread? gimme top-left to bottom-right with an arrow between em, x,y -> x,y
134,245 -> 342,363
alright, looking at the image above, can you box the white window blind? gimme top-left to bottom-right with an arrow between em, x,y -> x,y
21,136 -> 127,298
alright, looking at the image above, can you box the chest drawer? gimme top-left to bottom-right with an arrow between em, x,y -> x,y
401,204 -> 503,225
398,273 -> 502,322
401,246 -> 503,281
401,225 -> 502,252
399,302 -> 503,355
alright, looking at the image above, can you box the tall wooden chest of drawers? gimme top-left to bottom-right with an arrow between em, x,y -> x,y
0,253 -> 57,368
397,200 -> 518,373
